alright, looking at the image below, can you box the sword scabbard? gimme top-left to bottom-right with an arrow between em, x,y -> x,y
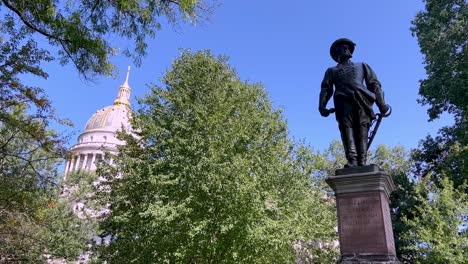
367,114 -> 383,151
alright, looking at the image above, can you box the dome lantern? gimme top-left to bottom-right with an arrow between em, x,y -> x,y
113,66 -> 131,107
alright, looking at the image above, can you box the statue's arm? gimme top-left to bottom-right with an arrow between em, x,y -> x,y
319,68 -> 334,116
363,63 -> 389,113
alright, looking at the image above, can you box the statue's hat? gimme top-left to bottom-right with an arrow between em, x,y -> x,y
330,38 -> 356,62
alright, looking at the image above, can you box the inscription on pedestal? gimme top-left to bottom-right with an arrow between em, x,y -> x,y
338,192 -> 388,254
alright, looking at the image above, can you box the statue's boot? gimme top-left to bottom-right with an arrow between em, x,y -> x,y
340,127 -> 357,167
357,125 -> 369,166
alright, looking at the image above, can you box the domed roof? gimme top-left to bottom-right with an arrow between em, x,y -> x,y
84,66 -> 132,133
84,104 -> 130,132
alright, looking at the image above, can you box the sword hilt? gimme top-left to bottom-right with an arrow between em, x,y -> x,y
380,105 -> 392,118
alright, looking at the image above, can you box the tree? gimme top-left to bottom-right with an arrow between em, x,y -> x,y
400,176 -> 467,263
412,0 -> 467,123
97,51 -> 338,263
0,1 -> 214,260
1,0 -> 213,77
0,107 -> 96,262
309,141 -> 411,191
407,3 -> 468,261
0,0 -> 215,179
411,0 -> 467,188
0,0 -> 214,137
0,0 -> 214,190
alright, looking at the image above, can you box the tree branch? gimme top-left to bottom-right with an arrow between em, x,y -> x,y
1,0 -> 65,42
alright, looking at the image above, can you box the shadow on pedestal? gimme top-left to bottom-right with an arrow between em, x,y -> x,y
326,165 -> 400,264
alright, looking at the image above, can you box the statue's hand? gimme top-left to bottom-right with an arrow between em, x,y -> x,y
379,104 -> 390,116
319,107 -> 330,117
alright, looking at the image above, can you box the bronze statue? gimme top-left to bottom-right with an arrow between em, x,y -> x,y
319,38 -> 390,168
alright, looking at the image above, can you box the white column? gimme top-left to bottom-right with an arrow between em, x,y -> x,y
71,156 -> 77,172
63,160 -> 69,180
73,155 -> 79,172
82,153 -> 89,171
68,157 -> 74,173
67,159 -> 72,174
90,153 -> 97,171
76,155 -> 81,171
64,160 -> 69,174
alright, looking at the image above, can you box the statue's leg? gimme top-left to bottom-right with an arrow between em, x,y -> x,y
355,108 -> 371,166
339,125 -> 357,167
335,97 -> 357,167
356,124 -> 369,166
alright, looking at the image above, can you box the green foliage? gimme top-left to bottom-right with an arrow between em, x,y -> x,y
369,145 -> 410,174
411,0 -> 467,188
308,140 -> 346,179
0,106 -> 98,261
412,0 -> 467,122
0,0 -> 214,164
0,0 -> 214,191
37,199 -> 95,261
401,176 -> 467,263
0,0 -> 214,181
0,1 -> 214,260
407,2 -> 468,261
0,79 -> 67,261
0,87 -> 92,262
0,196 -> 95,263
0,135 -> 92,262
98,51 -> 338,263
310,142 -> 411,187
0,105 -> 61,217
0,0 -> 213,77
412,131 -> 467,190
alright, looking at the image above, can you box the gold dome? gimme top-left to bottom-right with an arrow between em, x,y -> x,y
84,104 -> 130,132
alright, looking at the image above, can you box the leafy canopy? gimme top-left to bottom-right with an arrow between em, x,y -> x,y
408,3 -> 468,261
412,0 -> 467,122
0,0 -> 214,175
401,177 -> 467,264
411,0 -> 467,189
98,51 -> 338,263
1,0 -> 213,76
0,107 -> 95,262
1,1 -> 214,260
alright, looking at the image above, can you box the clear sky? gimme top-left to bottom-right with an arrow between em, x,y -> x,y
30,0 -> 453,152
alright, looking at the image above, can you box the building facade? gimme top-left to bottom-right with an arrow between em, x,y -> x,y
64,67 -> 132,175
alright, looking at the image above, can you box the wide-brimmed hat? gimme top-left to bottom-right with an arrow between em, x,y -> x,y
330,38 -> 356,62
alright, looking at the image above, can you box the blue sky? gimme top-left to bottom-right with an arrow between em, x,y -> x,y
32,0 -> 452,152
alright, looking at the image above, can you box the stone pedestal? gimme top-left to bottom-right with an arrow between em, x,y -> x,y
326,165 -> 400,264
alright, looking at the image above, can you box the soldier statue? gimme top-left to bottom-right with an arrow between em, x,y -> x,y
319,38 -> 390,168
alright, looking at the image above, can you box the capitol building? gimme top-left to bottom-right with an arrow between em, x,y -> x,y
63,67 -> 132,175
53,68 -> 134,263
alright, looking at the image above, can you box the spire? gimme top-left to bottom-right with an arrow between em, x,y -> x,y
123,66 -> 130,87
113,66 -> 131,107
